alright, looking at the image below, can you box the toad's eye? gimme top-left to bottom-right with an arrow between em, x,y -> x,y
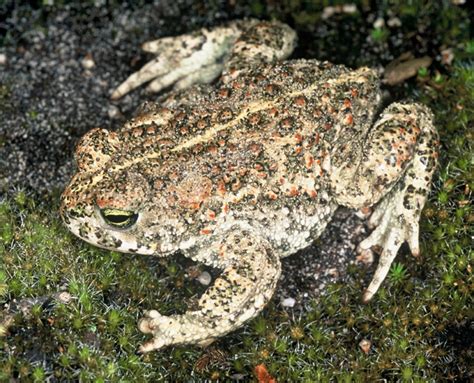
100,208 -> 138,229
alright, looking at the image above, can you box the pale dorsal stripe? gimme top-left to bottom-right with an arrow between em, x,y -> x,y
85,69 -> 370,188
171,100 -> 274,152
170,68 -> 370,152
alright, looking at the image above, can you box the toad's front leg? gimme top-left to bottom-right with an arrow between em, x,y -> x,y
330,102 -> 439,302
138,229 -> 281,353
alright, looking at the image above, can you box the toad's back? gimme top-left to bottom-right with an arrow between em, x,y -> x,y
112,59 -> 380,207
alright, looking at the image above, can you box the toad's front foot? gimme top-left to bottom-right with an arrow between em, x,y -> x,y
111,19 -> 297,99
332,103 -> 438,302
138,229 -> 281,352
138,310 -> 216,352
357,187 -> 422,303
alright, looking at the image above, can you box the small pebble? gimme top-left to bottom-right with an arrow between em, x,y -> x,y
0,53 -> 6,65
107,104 -> 122,119
321,4 -> 357,19
56,291 -> 72,304
81,53 -> 95,69
373,18 -> 385,29
359,339 -> 372,354
387,17 -> 402,28
326,267 -> 339,278
342,4 -> 357,13
197,271 -> 212,286
441,48 -> 454,66
281,297 -> 296,307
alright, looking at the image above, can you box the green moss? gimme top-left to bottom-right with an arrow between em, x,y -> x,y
370,27 -> 389,43
388,262 -> 409,284
0,84 -> 13,116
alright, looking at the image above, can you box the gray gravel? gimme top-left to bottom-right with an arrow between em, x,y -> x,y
0,2 -> 251,193
275,208 -> 371,311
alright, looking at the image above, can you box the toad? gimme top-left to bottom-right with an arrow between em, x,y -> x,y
61,19 -> 438,352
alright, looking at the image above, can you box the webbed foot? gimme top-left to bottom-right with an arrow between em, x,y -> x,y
111,25 -> 239,99
111,19 -> 297,99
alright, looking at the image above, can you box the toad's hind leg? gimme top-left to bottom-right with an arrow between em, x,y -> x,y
111,20 -> 296,99
221,19 -> 297,82
330,102 -> 439,302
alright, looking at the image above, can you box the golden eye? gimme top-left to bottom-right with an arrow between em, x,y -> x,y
100,208 -> 138,229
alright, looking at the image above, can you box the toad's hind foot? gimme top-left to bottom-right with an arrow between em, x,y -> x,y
110,24 -> 239,100
111,19 -> 297,99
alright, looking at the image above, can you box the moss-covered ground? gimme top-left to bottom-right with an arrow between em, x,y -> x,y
0,1 -> 472,381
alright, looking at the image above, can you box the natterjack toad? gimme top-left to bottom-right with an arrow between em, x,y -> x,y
60,19 -> 439,352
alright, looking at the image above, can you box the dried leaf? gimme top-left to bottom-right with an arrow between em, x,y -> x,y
384,56 -> 432,85
255,363 -> 277,383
